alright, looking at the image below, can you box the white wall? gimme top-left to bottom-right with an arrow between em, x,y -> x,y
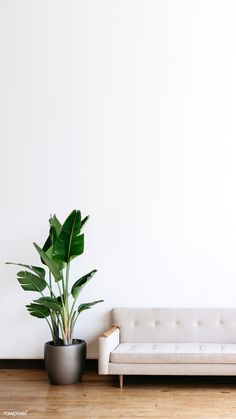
1,0 -> 236,358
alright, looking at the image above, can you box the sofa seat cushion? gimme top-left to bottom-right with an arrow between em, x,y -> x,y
110,343 -> 236,364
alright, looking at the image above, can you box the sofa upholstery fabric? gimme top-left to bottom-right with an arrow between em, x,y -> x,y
108,362 -> 236,375
112,308 -> 236,343
110,342 -> 236,364
98,308 -> 236,377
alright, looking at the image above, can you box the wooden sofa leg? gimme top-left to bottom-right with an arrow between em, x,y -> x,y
119,374 -> 123,389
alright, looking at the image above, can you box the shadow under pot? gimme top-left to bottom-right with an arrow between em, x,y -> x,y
44,339 -> 86,385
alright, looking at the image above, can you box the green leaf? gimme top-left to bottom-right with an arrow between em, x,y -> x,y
71,270 -> 97,299
42,231 -> 65,272
49,214 -> 61,236
54,210 -> 84,262
34,297 -> 62,313
41,214 -> 62,266
42,232 -> 53,255
57,294 -> 66,306
26,303 -> 50,318
6,262 -> 45,279
43,214 -> 62,252
33,242 -> 62,282
81,215 -> 89,229
77,300 -> 104,314
17,270 -> 47,292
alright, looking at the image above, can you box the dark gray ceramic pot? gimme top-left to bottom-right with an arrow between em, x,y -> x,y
44,339 -> 86,385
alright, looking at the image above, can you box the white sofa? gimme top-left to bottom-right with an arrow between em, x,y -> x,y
98,308 -> 236,388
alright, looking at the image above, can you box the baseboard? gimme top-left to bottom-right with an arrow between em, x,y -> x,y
0,359 -> 45,369
85,359 -> 98,370
0,358 -> 98,370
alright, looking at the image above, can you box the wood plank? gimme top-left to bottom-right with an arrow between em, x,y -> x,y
102,326 -> 119,337
1,370 -> 236,418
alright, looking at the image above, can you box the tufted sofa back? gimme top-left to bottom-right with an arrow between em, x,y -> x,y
112,308 -> 236,343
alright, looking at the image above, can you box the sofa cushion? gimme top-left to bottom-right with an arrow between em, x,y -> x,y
110,343 -> 236,364
112,308 -> 236,343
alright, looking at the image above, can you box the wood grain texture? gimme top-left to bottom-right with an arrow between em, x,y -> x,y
119,374 -> 123,389
1,369 -> 236,418
102,326 -> 119,337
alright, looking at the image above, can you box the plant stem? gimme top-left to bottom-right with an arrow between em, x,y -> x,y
64,262 -> 72,343
40,290 -> 56,343
45,317 -> 56,344
57,281 -> 65,311
65,262 -> 70,313
73,312 -> 79,329
62,267 -> 66,297
44,278 -> 57,299
58,316 -> 67,344
51,312 -> 60,343
69,311 -> 76,339
56,280 -> 62,300
49,271 -> 52,297
69,299 -> 76,320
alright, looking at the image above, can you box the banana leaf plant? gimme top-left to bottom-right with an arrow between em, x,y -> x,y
7,210 -> 103,345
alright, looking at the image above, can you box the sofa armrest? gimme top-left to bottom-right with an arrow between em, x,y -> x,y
98,326 -> 120,374
102,325 -> 118,337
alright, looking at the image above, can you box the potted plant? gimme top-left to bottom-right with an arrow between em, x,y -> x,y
7,209 -> 103,385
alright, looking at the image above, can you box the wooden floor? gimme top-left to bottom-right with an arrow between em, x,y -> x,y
1,370 -> 236,418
